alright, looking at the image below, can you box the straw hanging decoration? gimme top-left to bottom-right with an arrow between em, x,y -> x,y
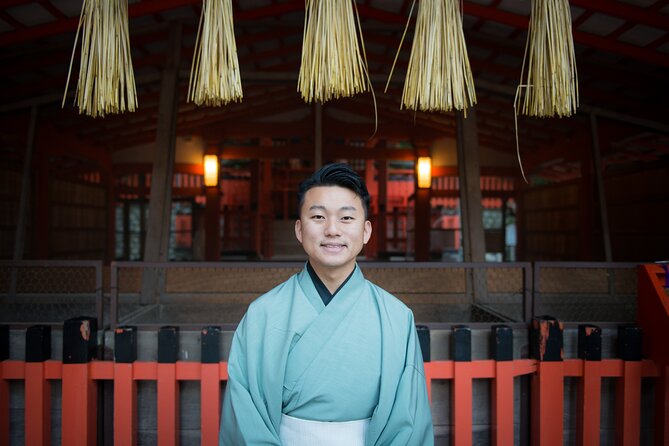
188,0 -> 243,106
63,0 -> 137,117
297,0 -> 373,104
386,0 -> 476,114
513,0 -> 579,181
516,0 -> 578,118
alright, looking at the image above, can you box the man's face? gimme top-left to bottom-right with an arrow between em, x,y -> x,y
295,185 -> 372,275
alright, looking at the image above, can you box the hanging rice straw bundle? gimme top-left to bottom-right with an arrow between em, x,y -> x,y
298,0 -> 372,103
63,0 -> 137,117
386,0 -> 476,113
513,0 -> 579,182
188,0 -> 243,106
516,0 -> 579,117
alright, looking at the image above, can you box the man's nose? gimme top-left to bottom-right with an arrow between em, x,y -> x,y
324,219 -> 340,236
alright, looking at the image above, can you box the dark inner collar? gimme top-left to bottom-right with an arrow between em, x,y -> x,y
306,261 -> 355,306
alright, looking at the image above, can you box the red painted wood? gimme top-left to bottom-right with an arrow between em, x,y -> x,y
157,364 -> 179,446
492,361 -> 514,446
200,364 -> 221,446
616,361 -> 642,446
25,362 -> 50,446
114,363 -> 137,446
62,364 -> 96,446
531,362 -> 564,446
453,362 -> 473,445
577,361 -> 602,446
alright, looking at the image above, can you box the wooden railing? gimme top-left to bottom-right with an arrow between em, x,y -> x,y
1,318 -> 667,446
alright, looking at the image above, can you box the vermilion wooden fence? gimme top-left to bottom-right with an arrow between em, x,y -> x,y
1,320 -> 667,446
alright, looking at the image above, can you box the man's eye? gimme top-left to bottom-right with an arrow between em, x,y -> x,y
311,215 -> 324,220
341,216 -> 354,221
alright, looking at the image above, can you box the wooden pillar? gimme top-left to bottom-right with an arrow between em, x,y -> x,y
105,170 -> 115,264
377,160 -> 388,256
456,110 -> 487,303
579,150 -> 595,260
364,160 -> 377,259
456,109 -> 486,263
414,188 -> 431,261
250,160 -> 261,258
13,105 -> 38,261
32,155 -> 50,260
314,103 -> 323,169
141,23 -> 182,303
204,186 -> 221,261
590,113 -> 612,261
261,160 -> 273,258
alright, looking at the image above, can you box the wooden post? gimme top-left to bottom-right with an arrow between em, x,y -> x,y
456,109 -> 486,262
456,110 -> 487,302
250,160 -> 261,258
204,186 -> 221,261
62,317 -> 98,446
589,113 -> 612,261
114,326 -> 137,446
491,325 -> 514,446
452,325 -> 472,445
314,103 -> 323,169
377,160 -> 388,256
530,317 -> 564,446
577,325 -> 602,446
414,188 -> 431,261
13,105 -> 38,261
158,327 -> 179,446
141,23 -> 182,303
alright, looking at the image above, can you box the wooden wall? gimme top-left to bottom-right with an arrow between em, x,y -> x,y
0,166 -> 108,261
518,165 -> 669,262
49,177 -> 108,260
606,165 -> 669,261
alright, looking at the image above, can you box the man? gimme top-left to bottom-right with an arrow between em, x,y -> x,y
220,163 -> 433,445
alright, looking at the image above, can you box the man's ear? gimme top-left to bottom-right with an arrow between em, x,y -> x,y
363,220 -> 372,244
295,219 -> 303,244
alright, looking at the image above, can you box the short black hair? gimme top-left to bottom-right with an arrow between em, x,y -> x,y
297,163 -> 371,218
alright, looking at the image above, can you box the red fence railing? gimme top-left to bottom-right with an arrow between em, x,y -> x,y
1,317 -> 668,446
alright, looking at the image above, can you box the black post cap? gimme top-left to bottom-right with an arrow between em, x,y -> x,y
452,325 -> 472,362
63,316 -> 98,364
577,325 -> 602,361
26,325 -> 51,363
201,326 -> 221,364
114,326 -> 137,363
416,325 -> 430,362
158,326 -> 179,364
530,316 -> 563,362
492,325 -> 513,362
0,325 -> 8,361
617,325 -> 642,361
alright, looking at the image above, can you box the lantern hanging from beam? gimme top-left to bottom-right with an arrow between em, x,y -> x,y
416,156 -> 432,189
203,154 -> 219,187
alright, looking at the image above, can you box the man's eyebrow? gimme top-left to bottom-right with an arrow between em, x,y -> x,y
307,205 -> 358,212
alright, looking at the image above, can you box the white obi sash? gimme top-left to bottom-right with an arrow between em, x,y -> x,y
279,414 -> 370,446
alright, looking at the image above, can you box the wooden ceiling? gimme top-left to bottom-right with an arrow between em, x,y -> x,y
1,0 -> 668,181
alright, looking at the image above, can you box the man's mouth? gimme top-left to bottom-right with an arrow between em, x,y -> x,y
321,243 -> 346,251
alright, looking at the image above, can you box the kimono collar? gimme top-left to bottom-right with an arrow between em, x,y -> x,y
306,261 -> 355,306
298,263 -> 364,312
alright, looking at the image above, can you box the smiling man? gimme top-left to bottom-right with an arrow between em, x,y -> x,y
220,163 -> 434,446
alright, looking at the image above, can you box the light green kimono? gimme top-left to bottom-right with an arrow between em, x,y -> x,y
220,264 -> 434,445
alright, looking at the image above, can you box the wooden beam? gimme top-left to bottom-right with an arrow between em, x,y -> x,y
141,23 -> 182,303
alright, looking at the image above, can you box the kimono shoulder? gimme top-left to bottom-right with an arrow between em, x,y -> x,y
239,273 -> 302,330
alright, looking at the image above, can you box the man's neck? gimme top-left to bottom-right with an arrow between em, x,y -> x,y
308,262 -> 355,294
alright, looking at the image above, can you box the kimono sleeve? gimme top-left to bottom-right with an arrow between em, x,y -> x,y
219,317 -> 282,446
374,318 -> 434,446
